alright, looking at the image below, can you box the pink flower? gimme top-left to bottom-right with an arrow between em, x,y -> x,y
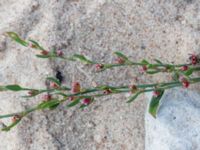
41,50 -> 49,55
153,91 -> 160,97
71,82 -> 81,93
12,115 -> 21,123
82,98 -> 91,105
180,65 -> 189,71
43,94 -> 52,101
56,50 -> 64,57
182,80 -> 190,88
95,64 -> 104,71
139,65 -> 148,73
115,57 -> 125,64
50,82 -> 59,89
189,54 -> 198,65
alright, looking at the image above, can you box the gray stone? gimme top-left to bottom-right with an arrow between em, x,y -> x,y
145,88 -> 200,150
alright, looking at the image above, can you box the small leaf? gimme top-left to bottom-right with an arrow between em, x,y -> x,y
141,59 -> 149,65
126,91 -> 143,103
149,90 -> 164,118
38,100 -> 60,109
36,54 -> 50,58
28,39 -> 45,50
0,113 -> 18,119
7,32 -> 28,46
113,51 -> 129,60
72,54 -> 93,64
2,119 -> 21,131
172,72 -> 179,81
184,69 -> 193,76
146,70 -> 160,74
46,77 -> 61,86
154,59 -> 163,64
67,98 -> 80,107
5,85 -> 23,91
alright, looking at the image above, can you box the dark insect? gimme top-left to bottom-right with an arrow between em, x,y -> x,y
56,71 -> 64,83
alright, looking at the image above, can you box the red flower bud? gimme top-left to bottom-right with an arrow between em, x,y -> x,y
82,98 -> 91,105
115,57 -> 125,64
95,64 -> 104,71
189,54 -> 198,65
69,97 -> 75,101
140,65 -> 147,73
153,91 -> 160,97
28,91 -> 34,96
28,43 -> 36,48
71,82 -> 81,93
56,50 -> 64,57
41,50 -> 49,55
180,65 -> 189,71
50,82 -> 59,89
182,80 -> 190,88
12,115 -> 21,123
28,90 -> 38,96
103,89 -> 112,95
129,85 -> 138,93
43,94 -> 52,101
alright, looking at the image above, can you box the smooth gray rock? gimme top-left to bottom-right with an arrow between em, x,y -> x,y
145,88 -> 200,150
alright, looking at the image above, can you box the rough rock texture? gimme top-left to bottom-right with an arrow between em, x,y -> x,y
0,0 -> 200,150
145,88 -> 200,150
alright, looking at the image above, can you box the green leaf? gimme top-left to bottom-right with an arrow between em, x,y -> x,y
148,90 -> 164,118
46,77 -> 61,86
126,91 -> 143,103
36,54 -> 50,58
113,51 -> 129,60
28,39 -> 45,50
38,100 -> 60,109
0,113 -> 18,119
172,72 -> 179,81
141,59 -> 149,65
146,70 -> 160,74
5,85 -> 23,91
67,98 -> 80,107
7,32 -> 28,46
154,59 -> 163,64
72,54 -> 93,64
2,119 -> 21,131
184,69 -> 193,76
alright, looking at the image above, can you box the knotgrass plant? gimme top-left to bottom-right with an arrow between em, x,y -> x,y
0,32 -> 199,131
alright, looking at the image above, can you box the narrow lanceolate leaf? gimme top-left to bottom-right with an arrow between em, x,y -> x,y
172,72 -> 179,81
28,39 -> 45,50
7,32 -> 28,47
146,70 -> 160,74
126,91 -> 143,103
141,59 -> 149,65
72,54 -> 93,64
2,119 -> 21,131
113,51 -> 129,60
67,98 -> 81,107
46,77 -> 61,86
148,90 -> 164,118
0,113 -> 18,119
5,85 -> 23,91
154,59 -> 163,64
38,100 -> 60,109
184,68 -> 193,76
36,54 -> 50,58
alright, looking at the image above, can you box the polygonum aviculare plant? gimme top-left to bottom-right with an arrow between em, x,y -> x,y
0,32 -> 199,131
